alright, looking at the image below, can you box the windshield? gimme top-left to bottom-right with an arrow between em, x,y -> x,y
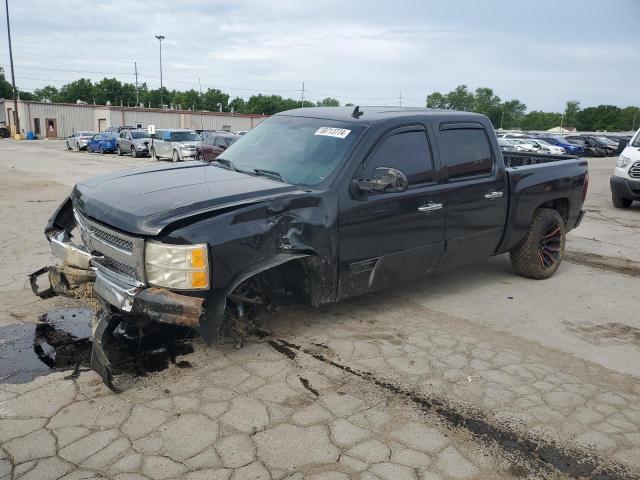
170,131 -> 201,142
131,131 -> 151,139
78,131 -> 94,136
217,116 -> 366,186
633,132 -> 640,147
104,133 -> 117,139
222,137 -> 238,146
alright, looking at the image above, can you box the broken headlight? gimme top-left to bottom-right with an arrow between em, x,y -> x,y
145,242 -> 209,290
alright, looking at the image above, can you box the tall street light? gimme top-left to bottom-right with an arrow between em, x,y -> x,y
155,35 -> 165,108
5,0 -> 20,136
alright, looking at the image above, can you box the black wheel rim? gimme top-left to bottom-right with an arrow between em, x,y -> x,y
538,223 -> 561,269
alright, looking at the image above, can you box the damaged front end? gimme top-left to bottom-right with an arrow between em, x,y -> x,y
30,197 -> 206,388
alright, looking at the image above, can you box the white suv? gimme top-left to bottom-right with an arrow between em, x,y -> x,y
150,129 -> 202,162
610,128 -> 640,208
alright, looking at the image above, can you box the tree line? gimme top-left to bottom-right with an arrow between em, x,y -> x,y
1,68 -> 637,131
426,84 -> 639,132
0,68 -> 341,115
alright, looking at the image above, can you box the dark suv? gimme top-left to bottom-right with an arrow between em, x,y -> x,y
196,133 -> 240,161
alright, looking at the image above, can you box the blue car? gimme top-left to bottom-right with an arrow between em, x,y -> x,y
87,133 -> 118,154
535,136 -> 584,155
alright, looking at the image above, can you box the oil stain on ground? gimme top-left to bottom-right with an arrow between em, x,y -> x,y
0,307 -> 196,385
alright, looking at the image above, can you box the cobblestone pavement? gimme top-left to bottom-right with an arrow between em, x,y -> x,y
1,141 -> 639,479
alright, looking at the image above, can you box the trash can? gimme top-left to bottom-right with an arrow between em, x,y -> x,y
14,133 -> 22,140
26,131 -> 35,140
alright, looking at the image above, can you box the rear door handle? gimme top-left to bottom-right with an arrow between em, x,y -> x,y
418,203 -> 443,213
484,191 -> 504,200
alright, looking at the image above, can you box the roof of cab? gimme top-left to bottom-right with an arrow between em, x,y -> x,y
275,106 -> 487,124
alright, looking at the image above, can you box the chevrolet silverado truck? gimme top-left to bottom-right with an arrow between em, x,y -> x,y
32,107 -> 588,354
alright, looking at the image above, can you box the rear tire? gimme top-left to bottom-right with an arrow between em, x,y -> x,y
172,150 -> 180,163
150,147 -> 158,160
99,145 -> 105,155
510,208 -> 565,280
131,147 -> 137,158
117,145 -> 123,156
197,153 -> 205,161
66,141 -> 71,150
612,195 -> 632,208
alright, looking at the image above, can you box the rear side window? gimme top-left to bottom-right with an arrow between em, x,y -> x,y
439,128 -> 493,180
365,130 -> 434,185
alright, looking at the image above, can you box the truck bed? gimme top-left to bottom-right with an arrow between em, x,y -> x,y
503,151 -> 578,168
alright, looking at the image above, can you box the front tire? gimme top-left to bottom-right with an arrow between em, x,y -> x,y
117,145 -> 123,156
150,147 -> 159,160
612,195 -> 632,208
131,147 -> 138,158
510,208 -> 566,280
99,145 -> 105,155
66,141 -> 71,150
172,150 -> 180,163
197,153 -> 205,161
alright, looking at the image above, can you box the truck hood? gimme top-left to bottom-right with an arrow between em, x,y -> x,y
72,161 -> 301,236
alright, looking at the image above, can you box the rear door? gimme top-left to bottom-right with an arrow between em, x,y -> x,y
338,125 -> 445,299
436,122 -> 507,270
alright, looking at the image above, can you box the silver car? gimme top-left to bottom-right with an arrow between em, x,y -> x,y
66,131 -> 96,151
150,129 -> 202,162
117,129 -> 153,158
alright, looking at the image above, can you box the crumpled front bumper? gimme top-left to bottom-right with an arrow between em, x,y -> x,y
32,230 -> 204,328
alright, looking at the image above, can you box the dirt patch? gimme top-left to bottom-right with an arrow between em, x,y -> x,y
564,251 -> 640,277
270,339 -> 639,480
564,321 -> 640,347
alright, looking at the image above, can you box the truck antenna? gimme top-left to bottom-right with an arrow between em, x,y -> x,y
351,105 -> 363,119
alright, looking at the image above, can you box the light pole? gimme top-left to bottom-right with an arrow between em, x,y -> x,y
155,35 -> 165,108
500,109 -> 505,130
5,0 -> 20,136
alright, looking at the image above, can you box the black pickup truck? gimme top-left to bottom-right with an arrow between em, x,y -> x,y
34,107 -> 588,349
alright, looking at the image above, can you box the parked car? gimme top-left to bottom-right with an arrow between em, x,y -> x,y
534,136 -> 584,155
524,138 -> 565,155
497,137 -> 517,152
502,138 -> 534,152
150,129 -> 202,162
86,133 -> 118,154
105,126 -> 136,133
34,106 -> 588,377
565,135 -> 615,157
565,139 -> 606,157
196,133 -> 240,161
66,131 -> 96,151
117,129 -> 152,157
610,127 -> 640,208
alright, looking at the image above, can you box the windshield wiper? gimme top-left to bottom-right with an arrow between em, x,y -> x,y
252,168 -> 284,182
212,158 -> 238,171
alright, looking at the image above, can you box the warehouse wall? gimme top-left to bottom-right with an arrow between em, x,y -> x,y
10,101 -> 268,138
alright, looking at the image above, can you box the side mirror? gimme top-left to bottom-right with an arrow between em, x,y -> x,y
354,167 -> 408,194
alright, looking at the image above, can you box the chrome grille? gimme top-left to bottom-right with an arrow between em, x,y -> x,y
630,162 -> 640,179
74,209 -> 145,285
99,256 -> 137,278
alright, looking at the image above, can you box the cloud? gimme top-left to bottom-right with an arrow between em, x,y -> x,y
2,0 -> 638,110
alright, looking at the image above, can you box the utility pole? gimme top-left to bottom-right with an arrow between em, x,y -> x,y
301,81 -> 305,108
155,35 -> 165,108
134,62 -> 139,105
399,91 -> 403,107
560,113 -> 564,132
632,111 -> 637,131
5,0 -> 20,136
500,109 -> 505,130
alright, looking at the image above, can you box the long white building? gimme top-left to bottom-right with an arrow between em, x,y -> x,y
0,99 -> 268,138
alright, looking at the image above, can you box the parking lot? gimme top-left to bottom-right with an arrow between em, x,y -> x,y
1,139 -> 639,479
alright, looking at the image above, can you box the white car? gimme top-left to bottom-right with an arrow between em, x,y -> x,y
610,127 -> 640,208
504,139 -> 536,152
525,139 -> 566,155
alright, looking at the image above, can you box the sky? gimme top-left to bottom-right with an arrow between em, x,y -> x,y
1,0 -> 638,112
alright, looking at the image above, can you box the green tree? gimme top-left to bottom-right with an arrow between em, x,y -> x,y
619,106 -> 640,131
521,111 -> 562,131
500,99 -> 527,129
426,92 -> 447,109
316,97 -> 340,107
229,97 -> 246,113
445,85 -> 475,111
93,78 -> 138,106
0,67 -> 14,99
576,105 -> 621,131
563,100 -> 580,129
58,78 -> 94,103
473,87 -> 502,126
172,89 -> 202,110
201,88 -> 229,111
33,85 -> 60,102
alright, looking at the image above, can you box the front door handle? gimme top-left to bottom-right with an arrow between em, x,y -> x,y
418,203 -> 443,213
484,191 -> 504,200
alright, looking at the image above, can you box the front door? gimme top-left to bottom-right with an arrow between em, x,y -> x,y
435,122 -> 507,270
45,119 -> 57,138
338,126 -> 445,299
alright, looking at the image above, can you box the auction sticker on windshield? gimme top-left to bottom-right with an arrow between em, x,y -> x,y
314,127 -> 351,139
